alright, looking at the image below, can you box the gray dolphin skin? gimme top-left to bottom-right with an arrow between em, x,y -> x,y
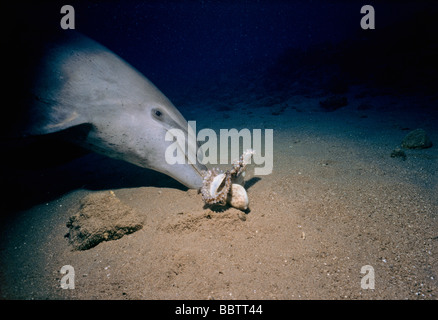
18,32 -> 207,189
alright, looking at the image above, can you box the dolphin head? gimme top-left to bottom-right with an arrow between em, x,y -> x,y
142,102 -> 207,189
28,32 -> 207,189
91,88 -> 208,189
77,40 -> 208,189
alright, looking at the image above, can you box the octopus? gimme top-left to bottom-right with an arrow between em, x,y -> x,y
200,149 -> 255,210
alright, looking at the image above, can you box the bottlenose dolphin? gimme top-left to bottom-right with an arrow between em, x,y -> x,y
8,32 -> 206,189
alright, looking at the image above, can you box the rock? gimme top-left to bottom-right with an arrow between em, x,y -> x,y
319,95 -> 348,111
390,147 -> 407,160
66,191 -> 143,250
401,129 -> 433,149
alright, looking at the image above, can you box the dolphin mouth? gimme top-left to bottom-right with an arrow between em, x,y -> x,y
159,125 -> 207,188
169,160 -> 207,189
189,158 -> 207,177
184,141 -> 208,181
168,118 -> 208,180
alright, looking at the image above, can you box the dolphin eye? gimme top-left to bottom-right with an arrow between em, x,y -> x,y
152,108 -> 163,120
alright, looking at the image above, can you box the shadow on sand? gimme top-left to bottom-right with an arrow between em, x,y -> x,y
0,138 -> 188,216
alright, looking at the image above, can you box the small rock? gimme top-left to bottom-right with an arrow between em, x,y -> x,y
390,147 -> 407,160
401,129 -> 433,149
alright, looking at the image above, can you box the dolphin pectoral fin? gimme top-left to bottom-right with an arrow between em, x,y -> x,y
29,91 -> 88,136
44,111 -> 80,131
34,109 -> 88,136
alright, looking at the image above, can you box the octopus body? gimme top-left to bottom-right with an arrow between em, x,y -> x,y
201,168 -> 232,205
200,149 -> 255,210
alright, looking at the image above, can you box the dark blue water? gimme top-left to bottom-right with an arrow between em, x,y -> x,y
75,0 -> 361,90
12,1 -> 438,101
70,0 -> 437,99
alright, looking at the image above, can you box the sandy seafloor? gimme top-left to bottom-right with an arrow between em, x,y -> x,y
0,83 -> 437,300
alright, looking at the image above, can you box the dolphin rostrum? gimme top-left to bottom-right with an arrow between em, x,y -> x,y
9,32 -> 207,189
